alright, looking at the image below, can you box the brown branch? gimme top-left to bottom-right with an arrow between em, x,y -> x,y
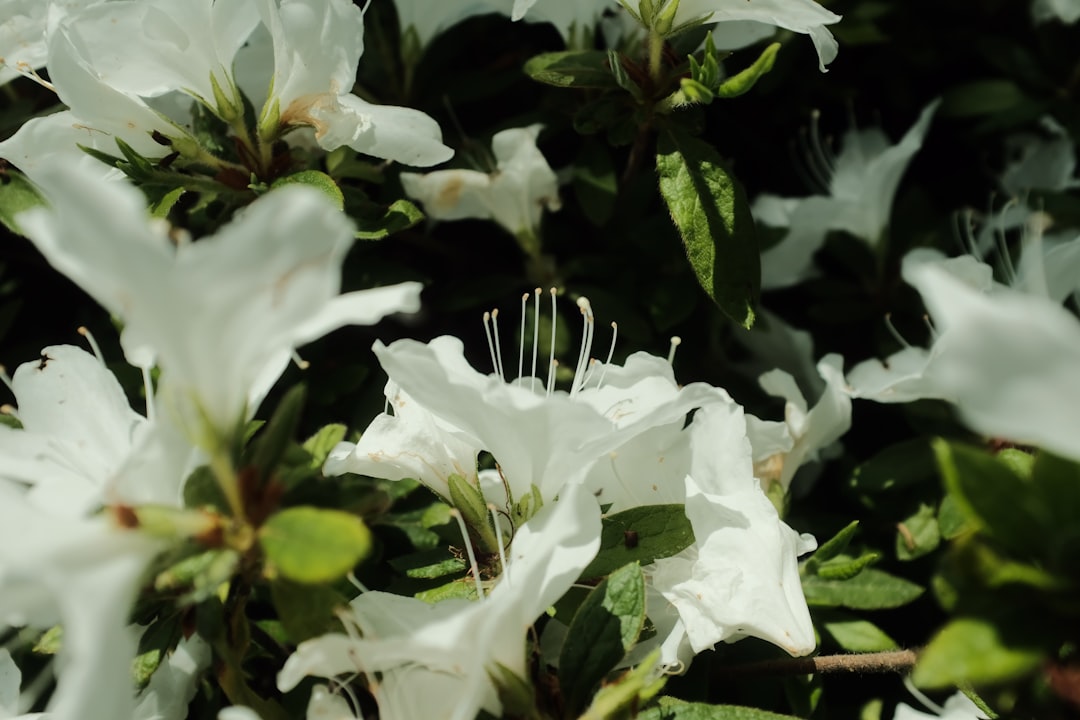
715,649 -> 920,677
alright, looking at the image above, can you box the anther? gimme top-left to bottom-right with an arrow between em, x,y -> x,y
571,297 -> 595,397
531,288 -> 541,384
0,404 -> 19,422
0,365 -> 12,395
450,509 -> 486,600
667,336 -> 682,365
77,326 -> 106,364
517,292 -> 528,385
482,311 -> 499,379
290,349 -> 310,370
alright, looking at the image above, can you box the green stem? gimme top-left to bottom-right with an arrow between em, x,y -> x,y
210,452 -> 247,523
648,31 -> 665,84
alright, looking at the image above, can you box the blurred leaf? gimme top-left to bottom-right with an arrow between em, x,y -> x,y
895,504 -> 941,561
302,423 -> 347,469
259,506 -> 373,584
354,199 -> 424,240
0,170 -> 45,235
819,611 -> 899,652
942,79 -> 1028,117
715,43 -> 780,99
913,617 -> 1043,689
271,170 -> 344,210
582,505 -> 694,579
848,438 -> 936,500
573,140 -> 618,226
937,494 -> 970,540
560,562 -> 647,714
270,579 -> 347,644
639,697 -> 802,719
579,648 -> 667,720
524,50 -> 620,89
656,127 -> 759,328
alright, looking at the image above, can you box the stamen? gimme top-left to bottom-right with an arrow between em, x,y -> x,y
883,313 -> 911,349
1,404 -> 20,422
546,288 -> 557,391
953,208 -> 978,258
77,326 -> 105,364
450,509 -> 485,600
2,60 -> 56,92
488,503 -> 507,575
922,314 -> 938,342
141,364 -> 156,424
571,297 -> 595,397
799,109 -> 835,192
290,349 -> 310,370
16,655 -> 54,715
531,288 -> 541,384
345,571 -> 370,594
593,322 -> 618,389
996,198 -> 1019,286
902,676 -> 945,715
0,365 -> 12,395
517,292 -> 528,385
491,308 -> 506,382
482,311 -> 499,378
666,336 -> 682,365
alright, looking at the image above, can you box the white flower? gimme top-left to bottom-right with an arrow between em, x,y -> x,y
16,162 -> 421,452
0,0 -> 106,86
132,635 -> 211,720
257,0 -> 452,166
904,258 -> 1080,461
894,691 -> 989,720
0,485 -> 164,720
1001,116 -> 1080,196
668,0 -> 840,71
1032,0 -> 1080,23
748,353 -> 851,494
756,99 -> 941,288
401,124 -> 561,243
651,402 -> 818,658
324,381 -> 480,502
277,484 -> 601,720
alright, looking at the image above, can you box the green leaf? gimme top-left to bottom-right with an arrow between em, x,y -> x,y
607,49 -> 643,101
560,562 -> 647,714
573,140 -> 618,227
270,170 -> 344,210
302,423 -> 347,469
802,566 -> 924,609
581,505 -> 695,579
815,551 -> 880,581
656,127 -> 759,328
942,79 -> 1028,117
489,662 -> 537,719
354,199 -> 424,240
804,521 -> 860,571
933,439 -> 1047,560
819,611 -> 899,652
523,50 -> 620,89
389,548 -> 467,579
0,170 -> 45,234
847,438 -> 936,501
270,579 -> 347,643
895,504 -> 941,561
258,506 -> 373,584
250,384 -> 306,484
937,494 -> 970,540
149,187 -> 185,218
913,617 -> 1043,689
715,43 -> 780,99
580,649 -> 667,720
639,697 -> 802,719
183,465 -> 230,513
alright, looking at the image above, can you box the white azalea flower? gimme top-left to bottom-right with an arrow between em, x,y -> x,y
0,0 -> 106,86
0,485 -> 165,720
256,0 -> 452,166
368,311 -> 720,504
748,353 -> 851,494
132,635 -> 211,720
1032,0 -> 1080,23
16,162 -> 421,453
894,690 -> 989,720
277,484 -> 601,720
904,259 -> 1080,461
652,401 -> 818,658
324,381 -> 480,502
1001,116 -> 1080,196
401,124 -> 561,248
756,99 -> 941,288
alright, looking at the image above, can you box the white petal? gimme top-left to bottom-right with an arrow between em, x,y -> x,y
323,94 -> 453,167
907,263 -> 1080,460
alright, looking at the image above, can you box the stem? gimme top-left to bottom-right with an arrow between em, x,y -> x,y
714,649 -> 920,677
648,31 -> 665,83
210,452 -> 247,524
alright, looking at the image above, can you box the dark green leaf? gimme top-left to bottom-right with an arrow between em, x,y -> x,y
639,697 -> 802,719
803,566 -> 923,609
581,505 -> 694,579
523,50 -> 620,89
895,504 -> 941,561
302,423 -> 348,469
560,562 -> 647,714
656,127 -> 758,328
848,438 -> 936,500
805,521 -> 860,570
270,579 -> 347,643
250,384 -> 307,484
819,611 -> 899,652
354,199 -> 424,240
270,170 -> 344,210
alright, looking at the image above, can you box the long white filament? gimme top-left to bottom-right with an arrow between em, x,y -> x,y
517,292 -> 528,385
488,503 -> 507,576
77,326 -> 105,364
450,509 -> 485,600
491,309 -> 506,382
